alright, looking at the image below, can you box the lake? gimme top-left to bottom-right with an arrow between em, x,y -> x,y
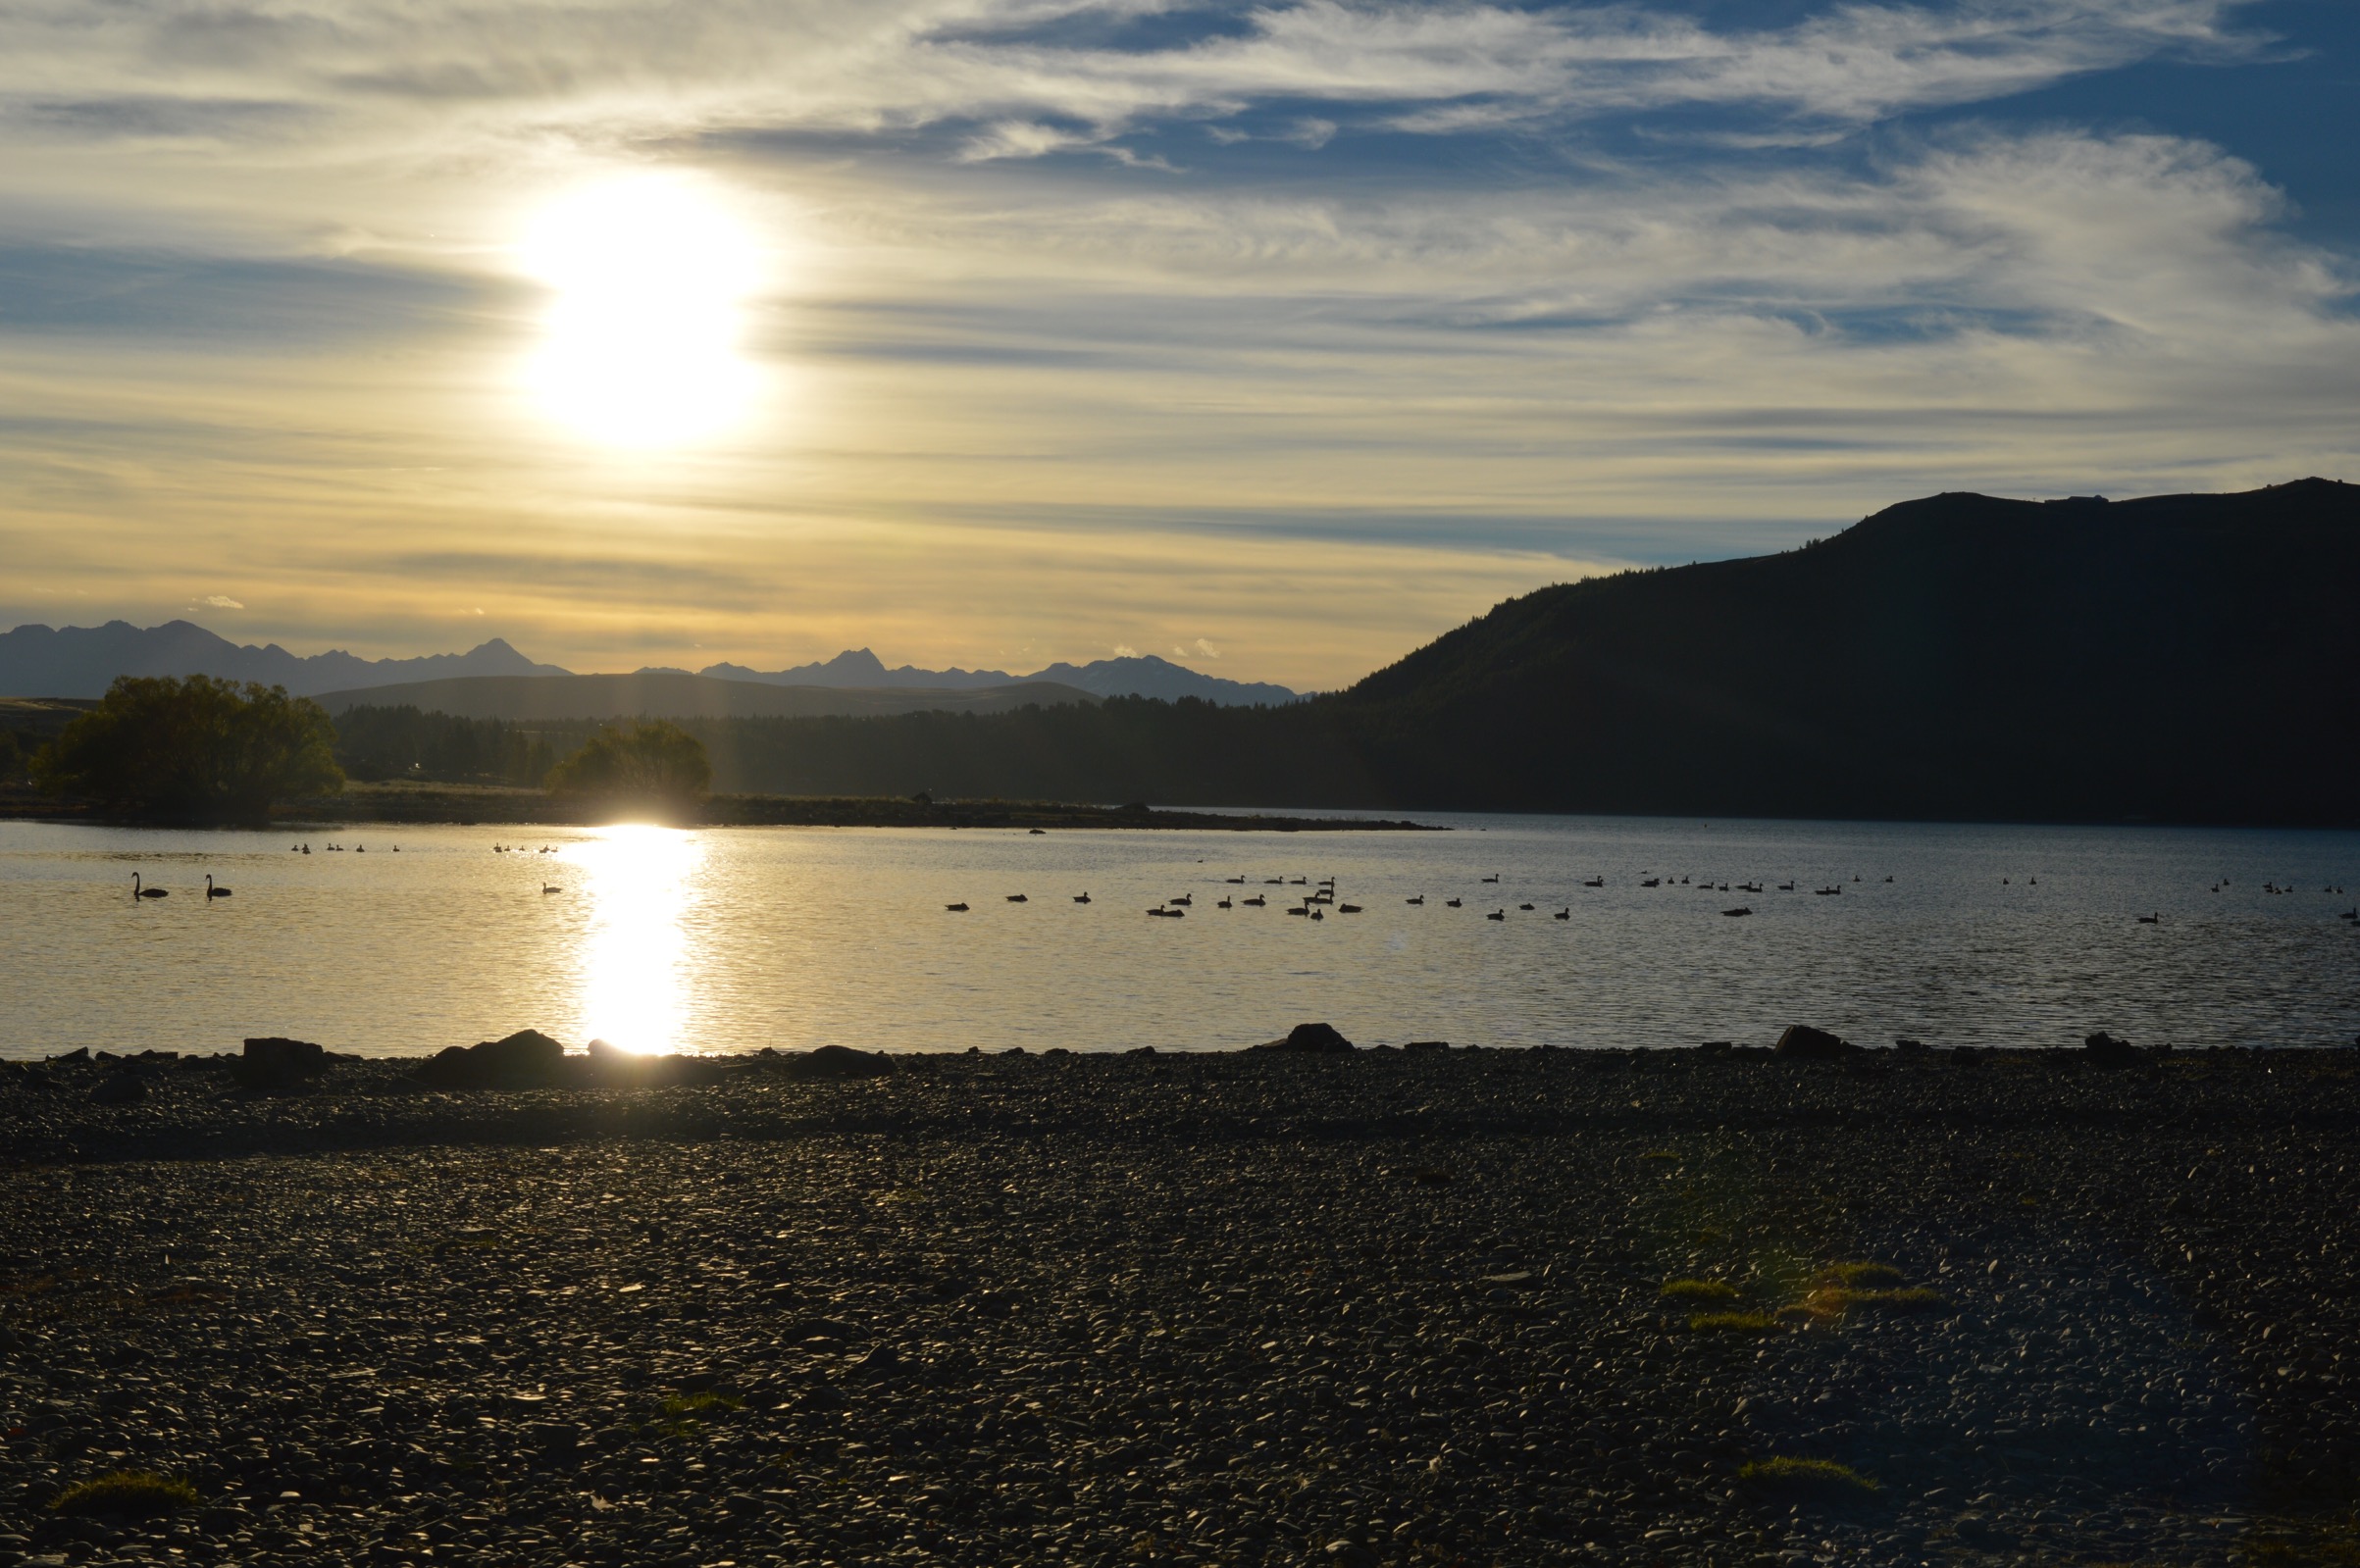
1,813 -> 2354,1060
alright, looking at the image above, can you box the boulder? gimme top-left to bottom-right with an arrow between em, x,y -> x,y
1774,1025 -> 1857,1060
586,1039 -> 734,1087
413,1029 -> 569,1090
769,1043 -> 894,1081
2083,1031 -> 2142,1067
233,1037 -> 329,1092
1256,1022 -> 1357,1054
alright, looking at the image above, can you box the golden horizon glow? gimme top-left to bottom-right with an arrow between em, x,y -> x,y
519,174 -> 765,448
573,823 -> 703,1053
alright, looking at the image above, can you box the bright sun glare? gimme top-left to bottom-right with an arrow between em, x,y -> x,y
520,174 -> 764,447
573,824 -> 703,1053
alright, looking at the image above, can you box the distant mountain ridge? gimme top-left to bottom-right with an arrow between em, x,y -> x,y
0,620 -> 567,698
313,673 -> 1097,722
0,619 -> 1300,706
695,649 -> 1298,706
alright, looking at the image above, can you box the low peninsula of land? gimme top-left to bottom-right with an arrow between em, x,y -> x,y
0,781 -> 1442,833
5,1036 -> 2358,1567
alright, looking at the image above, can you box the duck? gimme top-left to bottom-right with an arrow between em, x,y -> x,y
1486,908 -> 1506,921
1148,905 -> 1185,918
1073,892 -> 1092,904
1170,894 -> 1193,907
1289,877 -> 1308,885
1406,895 -> 1424,905
131,873 -> 168,900
1006,893 -> 1029,903
1338,903 -> 1361,914
1582,877 -> 1604,887
1554,907 -> 1570,920
1226,876 -> 1247,885
301,844 -> 310,855
541,883 -> 562,895
1445,898 -> 1462,908
1776,881 -> 1794,891
1481,875 -> 1500,884
205,874 -> 232,900
2137,912 -> 2160,924
1264,878 -> 1284,885
1309,908 -> 1324,921
946,902 -> 970,912
1639,878 -> 1661,888
1518,903 -> 1535,911
1243,895 -> 1266,907
1721,906 -> 1752,917
1217,898 -> 1233,909
1286,905 -> 1309,917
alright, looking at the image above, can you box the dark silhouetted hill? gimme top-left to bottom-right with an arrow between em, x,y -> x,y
1327,477 -> 2360,823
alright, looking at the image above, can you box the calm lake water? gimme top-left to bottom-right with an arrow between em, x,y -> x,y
1,813 -> 2355,1059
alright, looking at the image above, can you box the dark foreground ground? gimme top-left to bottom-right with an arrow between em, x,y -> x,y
5,1045 -> 2360,1568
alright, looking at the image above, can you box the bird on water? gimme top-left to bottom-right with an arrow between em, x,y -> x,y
204,875 -> 232,900
131,873 -> 168,900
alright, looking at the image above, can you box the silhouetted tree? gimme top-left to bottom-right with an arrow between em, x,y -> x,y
544,720 -> 711,819
35,675 -> 342,822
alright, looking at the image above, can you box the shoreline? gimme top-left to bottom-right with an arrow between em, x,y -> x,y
4,1041 -> 2357,1566
0,784 -> 1446,833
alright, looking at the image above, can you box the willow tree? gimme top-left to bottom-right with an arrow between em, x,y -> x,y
544,720 -> 711,820
35,675 -> 343,822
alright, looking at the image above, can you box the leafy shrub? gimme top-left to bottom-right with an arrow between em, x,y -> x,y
545,720 -> 710,820
35,676 -> 340,822
1660,1278 -> 1740,1301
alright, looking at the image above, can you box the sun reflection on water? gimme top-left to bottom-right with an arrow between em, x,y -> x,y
573,824 -> 702,1053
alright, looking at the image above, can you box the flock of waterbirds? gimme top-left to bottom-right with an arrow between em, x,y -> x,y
947,870 -> 2359,924
114,838 -> 2355,926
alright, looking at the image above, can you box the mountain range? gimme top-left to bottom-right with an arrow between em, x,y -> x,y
0,622 -> 1299,706
390,477 -> 2348,826
310,673 -> 1097,723
693,648 -> 1299,705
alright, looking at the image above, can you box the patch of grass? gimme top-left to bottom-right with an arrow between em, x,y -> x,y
1738,1457 -> 1879,1496
661,1391 -> 744,1419
1639,1149 -> 1679,1162
1809,1286 -> 1951,1316
1689,1310 -> 1782,1334
1821,1262 -> 1907,1289
52,1472 -> 199,1518
1661,1278 -> 1741,1302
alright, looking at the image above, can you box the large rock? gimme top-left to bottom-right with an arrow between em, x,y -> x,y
1256,1022 -> 1357,1054
768,1043 -> 895,1081
1773,1025 -> 1857,1060
87,1075 -> 148,1106
413,1029 -> 568,1090
233,1037 -> 329,1091
2083,1031 -> 2143,1066
586,1038 -> 733,1087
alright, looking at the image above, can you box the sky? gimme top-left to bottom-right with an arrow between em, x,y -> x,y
0,0 -> 2353,691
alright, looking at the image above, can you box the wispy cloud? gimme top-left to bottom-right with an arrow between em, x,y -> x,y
199,593 -> 244,609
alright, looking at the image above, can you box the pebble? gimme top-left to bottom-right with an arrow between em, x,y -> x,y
2,1043 -> 2357,1565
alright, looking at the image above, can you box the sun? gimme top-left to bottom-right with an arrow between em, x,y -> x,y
519,173 -> 765,447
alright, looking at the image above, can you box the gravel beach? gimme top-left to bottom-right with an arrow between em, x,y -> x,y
5,1041 -> 2359,1567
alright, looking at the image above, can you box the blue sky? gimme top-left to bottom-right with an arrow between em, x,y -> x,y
0,0 -> 2353,687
